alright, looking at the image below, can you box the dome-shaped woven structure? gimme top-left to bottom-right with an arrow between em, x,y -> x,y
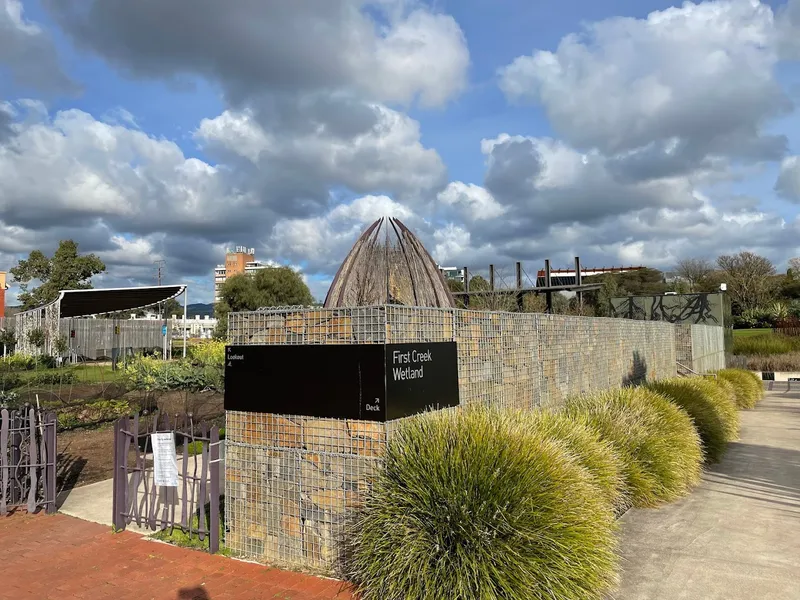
324,217 -> 455,308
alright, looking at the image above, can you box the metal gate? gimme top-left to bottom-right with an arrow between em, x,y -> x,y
112,412 -> 221,553
0,408 -> 57,515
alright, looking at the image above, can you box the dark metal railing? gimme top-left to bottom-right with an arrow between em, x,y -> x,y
0,407 -> 57,515
112,412 -> 220,553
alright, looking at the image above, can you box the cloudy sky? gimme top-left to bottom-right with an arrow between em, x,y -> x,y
2,0 -> 800,303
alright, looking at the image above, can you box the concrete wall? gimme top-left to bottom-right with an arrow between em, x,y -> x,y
225,305 -> 721,574
676,324 -> 725,375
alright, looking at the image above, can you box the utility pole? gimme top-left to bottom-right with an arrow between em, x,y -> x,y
154,260 -> 167,359
154,260 -> 165,286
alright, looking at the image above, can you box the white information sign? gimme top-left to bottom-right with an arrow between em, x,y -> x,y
151,432 -> 179,487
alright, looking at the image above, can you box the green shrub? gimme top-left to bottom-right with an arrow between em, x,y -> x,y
187,340 -> 225,368
0,372 -> 22,390
711,376 -> 738,410
56,399 -> 132,430
733,333 -> 800,356
565,388 -> 703,509
523,410 -> 625,511
28,370 -> 77,386
123,355 -> 222,392
716,369 -> 761,409
341,406 -> 619,600
647,378 -> 739,463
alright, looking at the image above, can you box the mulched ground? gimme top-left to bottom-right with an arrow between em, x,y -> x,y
0,511 -> 354,600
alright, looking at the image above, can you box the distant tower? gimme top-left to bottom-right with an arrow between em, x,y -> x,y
324,217 -> 455,308
0,271 -> 7,318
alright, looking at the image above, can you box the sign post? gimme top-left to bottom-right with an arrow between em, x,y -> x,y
224,342 -> 460,421
151,432 -> 179,487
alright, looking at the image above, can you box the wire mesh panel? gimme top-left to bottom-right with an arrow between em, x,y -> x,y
223,304 -> 714,575
225,412 -> 385,571
229,306 -> 386,346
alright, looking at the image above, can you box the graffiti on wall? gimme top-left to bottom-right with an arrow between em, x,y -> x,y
610,293 -> 726,326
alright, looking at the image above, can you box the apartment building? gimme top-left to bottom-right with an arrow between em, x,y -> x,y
213,246 -> 268,302
438,266 -> 465,283
0,272 -> 6,318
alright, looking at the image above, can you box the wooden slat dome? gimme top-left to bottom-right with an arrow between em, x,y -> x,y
324,217 -> 455,308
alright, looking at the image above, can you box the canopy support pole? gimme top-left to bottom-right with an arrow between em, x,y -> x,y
183,287 -> 188,358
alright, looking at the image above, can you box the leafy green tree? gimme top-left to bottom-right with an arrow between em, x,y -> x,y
11,240 -> 106,310
716,252 -> 777,313
214,267 -> 314,339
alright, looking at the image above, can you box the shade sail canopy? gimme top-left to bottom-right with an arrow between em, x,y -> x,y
54,285 -> 186,318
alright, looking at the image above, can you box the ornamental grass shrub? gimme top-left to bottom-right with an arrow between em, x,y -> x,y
523,410 -> 626,511
647,377 -> 739,463
716,369 -> 762,409
341,405 -> 619,600
712,376 -> 738,410
565,388 -> 703,509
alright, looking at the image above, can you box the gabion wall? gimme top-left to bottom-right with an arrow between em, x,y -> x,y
225,305 -> 714,574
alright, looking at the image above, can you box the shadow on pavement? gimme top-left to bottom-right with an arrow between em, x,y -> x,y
178,586 -> 211,600
705,441 -> 800,511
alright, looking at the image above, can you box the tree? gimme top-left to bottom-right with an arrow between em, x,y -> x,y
716,251 -> 777,312
11,240 -> 106,310
788,257 -> 800,280
675,258 -> 713,293
214,267 -> 314,339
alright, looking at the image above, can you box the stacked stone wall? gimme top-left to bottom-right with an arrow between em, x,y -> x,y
225,305 -> 720,574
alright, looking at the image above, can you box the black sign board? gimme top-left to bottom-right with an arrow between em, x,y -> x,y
224,342 -> 459,422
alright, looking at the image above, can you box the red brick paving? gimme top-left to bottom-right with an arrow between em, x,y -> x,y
0,512 -> 355,600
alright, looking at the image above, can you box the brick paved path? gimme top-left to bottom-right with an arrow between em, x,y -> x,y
0,512 -> 354,600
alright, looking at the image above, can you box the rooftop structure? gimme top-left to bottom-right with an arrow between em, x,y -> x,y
324,217 -> 455,308
535,265 -> 645,287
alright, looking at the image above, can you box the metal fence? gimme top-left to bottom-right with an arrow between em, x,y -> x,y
112,412 -> 221,553
5,316 -> 167,359
1,408 -> 57,515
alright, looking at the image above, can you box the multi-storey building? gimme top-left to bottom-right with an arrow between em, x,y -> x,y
213,246 -> 268,302
438,266 -> 465,283
0,272 -> 7,318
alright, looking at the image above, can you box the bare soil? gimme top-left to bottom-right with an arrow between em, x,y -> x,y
55,390 -> 224,493
57,425 -> 116,491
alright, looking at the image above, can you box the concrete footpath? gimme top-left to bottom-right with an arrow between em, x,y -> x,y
616,387 -> 800,599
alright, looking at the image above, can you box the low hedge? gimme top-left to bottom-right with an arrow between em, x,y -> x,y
341,405 -> 619,600
648,378 -> 739,463
565,388 -> 703,509
715,369 -> 762,409
523,410 -> 625,511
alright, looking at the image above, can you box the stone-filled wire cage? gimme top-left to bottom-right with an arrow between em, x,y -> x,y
224,304 -> 679,573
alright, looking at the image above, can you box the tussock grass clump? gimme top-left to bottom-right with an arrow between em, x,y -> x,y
712,376 -> 738,409
733,333 -> 800,356
648,378 -> 739,463
523,410 -> 626,510
565,388 -> 703,509
341,406 -> 619,600
716,369 -> 762,409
